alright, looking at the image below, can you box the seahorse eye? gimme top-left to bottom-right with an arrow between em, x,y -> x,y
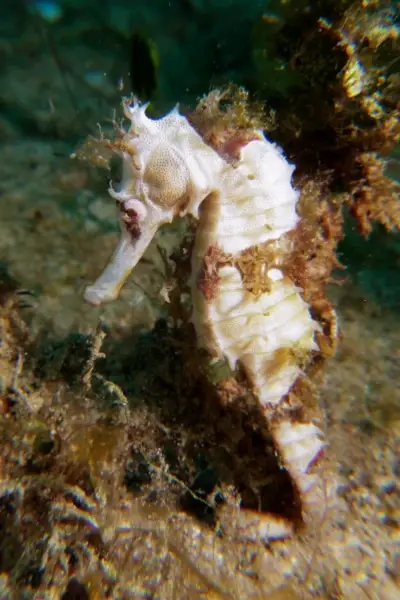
143,143 -> 189,209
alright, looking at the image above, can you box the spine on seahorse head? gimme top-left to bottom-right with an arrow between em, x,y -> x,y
83,97 -> 330,523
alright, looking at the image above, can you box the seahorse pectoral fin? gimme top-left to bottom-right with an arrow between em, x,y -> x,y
84,225 -> 158,306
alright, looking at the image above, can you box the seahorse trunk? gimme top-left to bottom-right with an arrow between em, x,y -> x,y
191,136 -> 319,407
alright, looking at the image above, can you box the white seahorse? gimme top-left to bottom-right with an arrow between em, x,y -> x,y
84,98 -> 330,535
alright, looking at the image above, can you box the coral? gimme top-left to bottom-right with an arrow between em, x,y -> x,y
251,0 -> 399,236
349,151 -> 400,236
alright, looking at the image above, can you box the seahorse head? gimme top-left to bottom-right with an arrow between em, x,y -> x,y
115,101 -> 194,212
84,99 -> 221,305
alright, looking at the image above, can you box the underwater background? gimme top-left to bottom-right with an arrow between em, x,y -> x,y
0,0 -> 399,598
